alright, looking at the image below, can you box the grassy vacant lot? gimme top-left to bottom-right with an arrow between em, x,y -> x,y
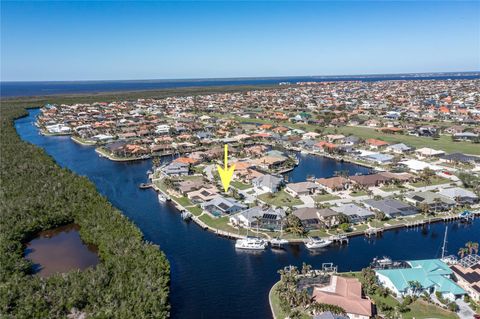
314,194 -> 341,202
258,190 -> 304,207
231,180 -> 252,190
233,116 -> 480,155
404,301 -> 458,319
186,205 -> 203,216
171,195 -> 193,207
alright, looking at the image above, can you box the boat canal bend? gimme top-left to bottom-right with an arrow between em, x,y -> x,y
15,109 -> 480,319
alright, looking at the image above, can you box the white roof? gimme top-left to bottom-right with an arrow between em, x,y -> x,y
399,159 -> 442,171
416,147 -> 445,156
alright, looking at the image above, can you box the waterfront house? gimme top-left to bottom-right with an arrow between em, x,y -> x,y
312,276 -> 373,319
229,206 -> 286,231
253,155 -> 287,170
176,179 -> 204,194
285,182 -> 320,197
187,187 -> 219,203
363,198 -> 418,218
376,259 -> 466,301
201,196 -> 247,216
162,162 -> 190,176
332,203 -> 375,224
438,187 -> 479,205
450,255 -> 480,302
252,174 -> 283,193
362,153 -> 394,164
404,191 -> 456,212
293,207 -> 339,229
293,208 -> 321,230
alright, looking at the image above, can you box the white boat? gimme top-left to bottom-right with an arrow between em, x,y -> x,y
158,194 -> 167,202
304,237 -> 332,249
235,237 -> 267,250
181,211 -> 192,221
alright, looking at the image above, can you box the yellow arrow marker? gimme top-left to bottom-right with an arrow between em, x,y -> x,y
217,144 -> 236,192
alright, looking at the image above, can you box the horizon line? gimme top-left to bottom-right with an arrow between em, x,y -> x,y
2,70 -> 479,84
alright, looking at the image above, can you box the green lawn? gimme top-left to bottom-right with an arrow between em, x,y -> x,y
258,190 -> 304,207
197,214 -> 267,237
314,194 -> 341,202
171,196 -> 193,207
350,190 -> 368,197
404,300 -> 458,319
231,180 -> 252,190
411,176 -> 450,187
186,205 -> 203,216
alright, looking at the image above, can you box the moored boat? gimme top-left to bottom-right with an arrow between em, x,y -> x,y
235,237 -> 267,250
304,237 -> 332,250
181,211 -> 192,221
158,193 -> 168,202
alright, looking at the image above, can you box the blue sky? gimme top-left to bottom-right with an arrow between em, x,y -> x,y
1,1 -> 479,81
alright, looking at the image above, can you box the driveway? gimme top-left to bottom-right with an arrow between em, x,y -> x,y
456,298 -> 475,319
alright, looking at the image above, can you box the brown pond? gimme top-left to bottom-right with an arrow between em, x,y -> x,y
24,224 -> 99,277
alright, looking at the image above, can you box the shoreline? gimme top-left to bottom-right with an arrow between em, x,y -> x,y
148,171 -> 479,243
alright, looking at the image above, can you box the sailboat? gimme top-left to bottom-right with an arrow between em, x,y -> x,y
440,225 -> 457,265
270,221 -> 289,247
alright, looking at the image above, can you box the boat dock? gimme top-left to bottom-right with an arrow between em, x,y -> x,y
365,227 -> 384,237
329,234 -> 349,244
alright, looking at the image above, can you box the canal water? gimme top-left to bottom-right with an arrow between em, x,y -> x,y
24,224 -> 99,277
15,109 -> 480,319
285,153 -> 372,182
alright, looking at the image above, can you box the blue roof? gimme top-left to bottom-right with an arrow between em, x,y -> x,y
376,259 -> 466,295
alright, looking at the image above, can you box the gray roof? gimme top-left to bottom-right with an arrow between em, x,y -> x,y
253,174 -> 283,190
332,203 -> 375,218
438,187 -> 478,199
405,191 -> 456,205
201,196 -> 247,211
236,206 -> 286,223
286,182 -> 319,193
388,143 -> 412,151
363,198 -> 418,216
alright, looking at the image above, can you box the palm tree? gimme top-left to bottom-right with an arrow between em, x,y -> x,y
253,215 -> 262,235
458,247 -> 469,259
472,242 -> 479,254
407,280 -> 422,296
465,241 -> 474,255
